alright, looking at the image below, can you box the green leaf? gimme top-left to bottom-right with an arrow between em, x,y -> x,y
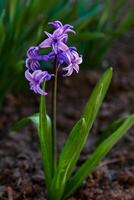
111,0 -> 126,21
0,11 -> 5,52
12,112 -> 51,133
75,32 -> 106,41
117,13 -> 134,33
9,0 -> 18,25
12,113 -> 39,131
75,3 -> 103,31
0,0 -> 4,15
49,0 -> 71,20
96,117 -> 126,146
97,0 -> 112,30
39,85 -> 52,191
49,118 -> 86,200
64,114 -> 134,199
12,86 -> 52,191
82,68 -> 112,133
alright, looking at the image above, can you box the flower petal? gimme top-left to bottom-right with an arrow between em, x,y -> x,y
36,84 -> 48,96
48,21 -> 62,28
63,68 -> 73,76
73,64 -> 79,73
25,70 -> 33,81
44,31 -> 53,39
58,42 -> 69,51
76,56 -> 82,65
39,38 -> 52,48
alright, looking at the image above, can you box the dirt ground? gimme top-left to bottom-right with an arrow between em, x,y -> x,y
0,31 -> 134,200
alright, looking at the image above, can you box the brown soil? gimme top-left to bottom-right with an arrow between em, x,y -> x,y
0,31 -> 134,200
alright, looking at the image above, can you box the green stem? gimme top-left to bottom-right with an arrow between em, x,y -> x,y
52,56 -> 58,175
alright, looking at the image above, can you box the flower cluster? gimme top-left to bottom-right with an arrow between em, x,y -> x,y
25,20 -> 82,95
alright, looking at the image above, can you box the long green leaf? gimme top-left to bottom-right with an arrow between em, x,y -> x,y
0,0 -> 4,15
12,88 -> 53,191
0,11 -> 5,52
75,3 -> 103,31
64,114 -> 134,199
9,0 -> 17,25
117,13 -> 134,33
97,0 -> 111,30
75,32 -> 106,41
39,87 -> 52,190
96,117 -> 126,146
49,118 -> 86,200
82,68 -> 112,133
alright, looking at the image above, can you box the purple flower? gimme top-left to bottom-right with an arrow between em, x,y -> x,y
39,21 -> 75,54
26,46 -> 49,71
25,20 -> 83,95
63,49 -> 82,76
39,31 -> 69,54
25,70 -> 52,95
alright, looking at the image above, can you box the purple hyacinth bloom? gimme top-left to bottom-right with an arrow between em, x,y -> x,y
39,31 -> 69,54
39,21 -> 75,54
25,20 -> 82,96
63,49 -> 82,76
25,70 -> 52,95
26,46 -> 49,71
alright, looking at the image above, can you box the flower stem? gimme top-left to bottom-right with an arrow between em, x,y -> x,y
52,56 -> 58,176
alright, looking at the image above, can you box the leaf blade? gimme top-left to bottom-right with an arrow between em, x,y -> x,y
64,114 -> 134,199
39,87 -> 52,189
12,113 -> 39,131
49,118 -> 86,200
82,68 -> 113,133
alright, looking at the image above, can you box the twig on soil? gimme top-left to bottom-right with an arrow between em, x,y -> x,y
98,158 -> 121,168
7,186 -> 13,200
98,154 -> 134,168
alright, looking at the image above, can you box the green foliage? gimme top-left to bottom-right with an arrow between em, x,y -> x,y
12,113 -> 39,131
64,113 -> 134,199
49,118 -> 87,200
49,68 -> 112,199
14,68 -> 134,200
0,0 -> 134,103
39,84 -> 53,190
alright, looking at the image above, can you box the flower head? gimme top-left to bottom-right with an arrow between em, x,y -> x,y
25,20 -> 82,95
25,70 -> 52,95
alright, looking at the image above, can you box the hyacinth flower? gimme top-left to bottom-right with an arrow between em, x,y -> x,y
39,21 -> 75,54
63,48 -> 82,76
25,21 -> 82,95
14,20 -> 134,200
25,70 -> 52,95
26,46 -> 49,71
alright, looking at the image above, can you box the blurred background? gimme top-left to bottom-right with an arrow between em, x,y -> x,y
0,0 -> 134,199
0,0 -> 133,104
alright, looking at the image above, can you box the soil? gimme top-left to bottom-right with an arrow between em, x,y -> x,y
0,31 -> 134,200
